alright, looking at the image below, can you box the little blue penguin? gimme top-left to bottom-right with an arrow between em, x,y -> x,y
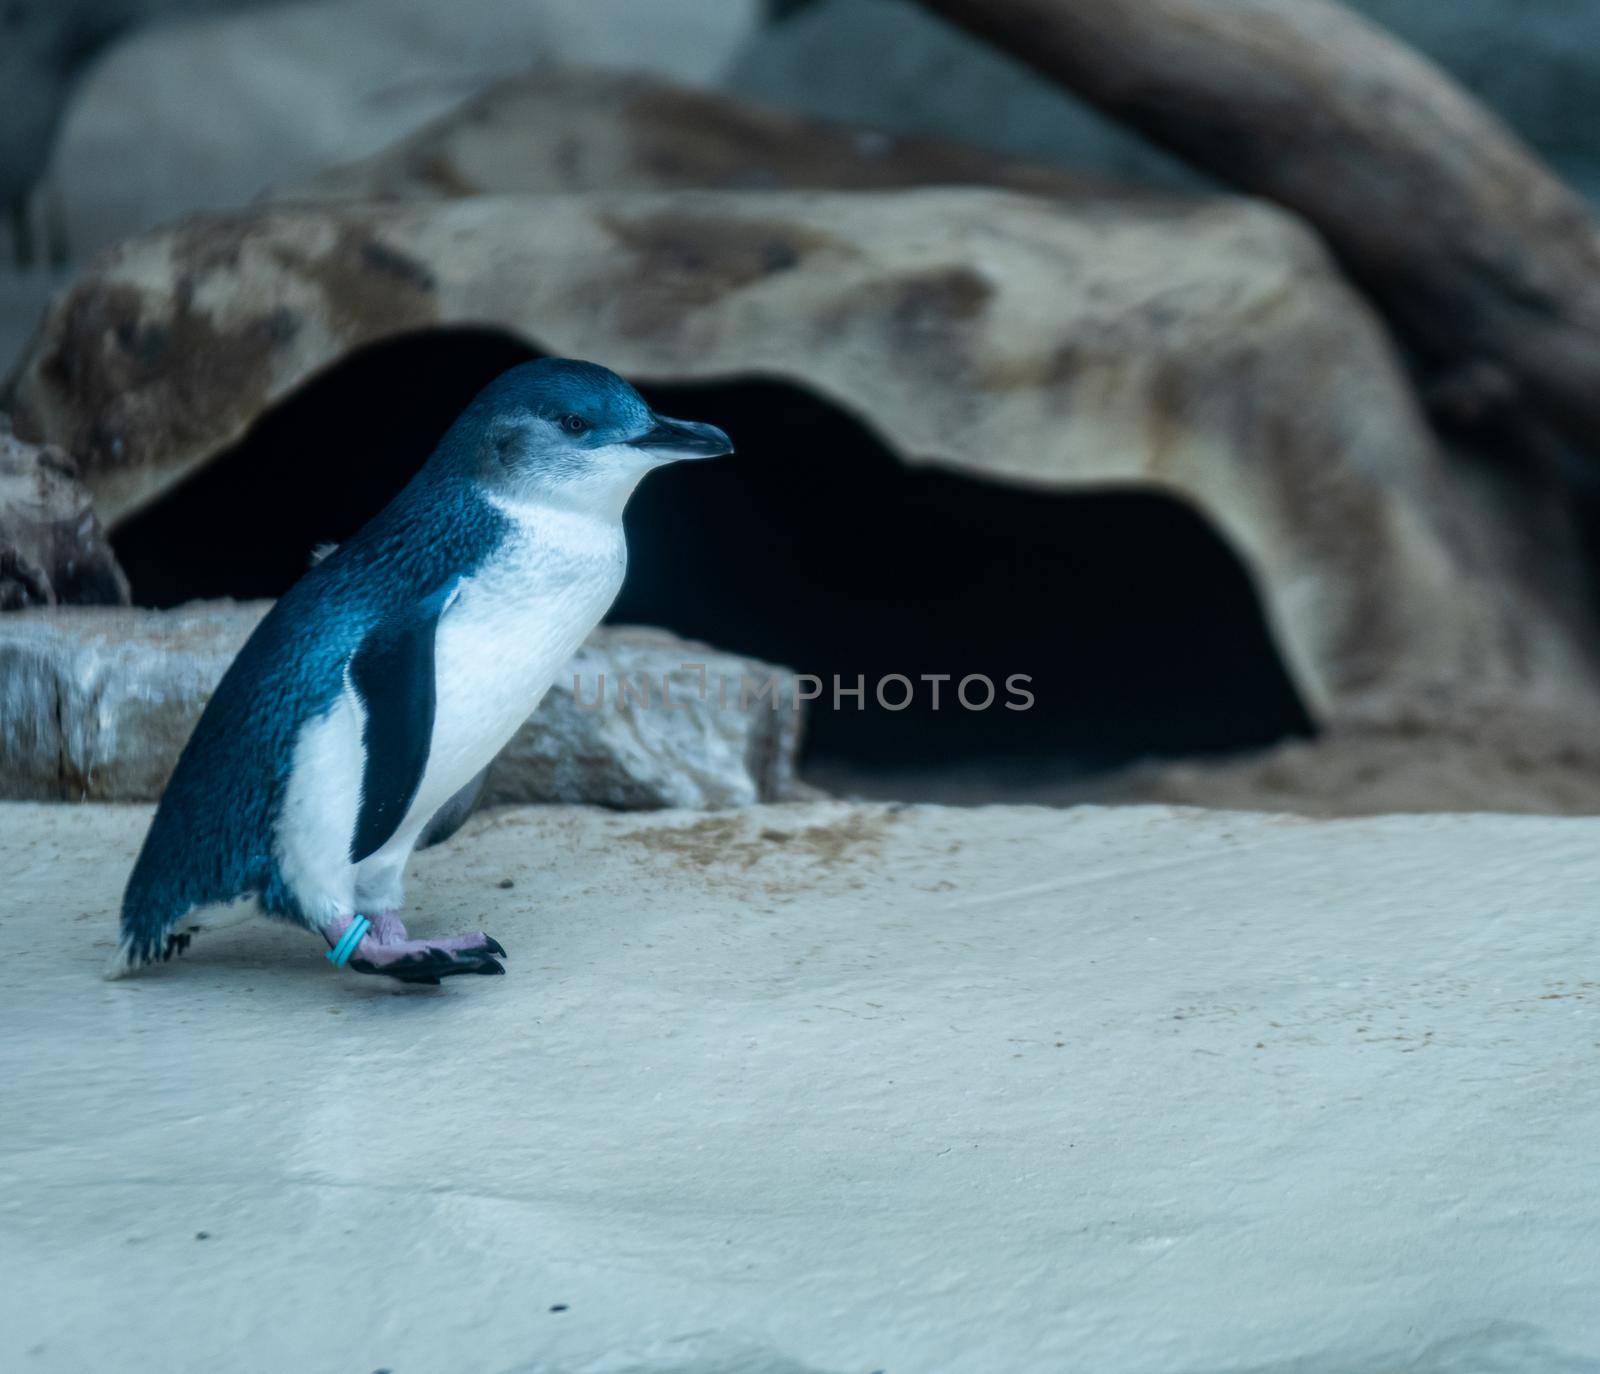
112,359 -> 733,984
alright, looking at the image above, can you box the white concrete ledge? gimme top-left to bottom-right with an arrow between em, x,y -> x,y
1,800 -> 1596,1371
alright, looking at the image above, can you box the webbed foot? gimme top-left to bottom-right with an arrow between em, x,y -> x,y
325,913 -> 505,984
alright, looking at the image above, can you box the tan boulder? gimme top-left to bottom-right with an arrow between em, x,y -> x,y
0,602 -> 800,807
10,184 -> 1596,736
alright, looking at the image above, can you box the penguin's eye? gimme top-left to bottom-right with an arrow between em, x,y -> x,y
559,414 -> 589,435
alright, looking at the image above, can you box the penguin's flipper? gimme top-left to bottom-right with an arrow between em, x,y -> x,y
348,580 -> 460,864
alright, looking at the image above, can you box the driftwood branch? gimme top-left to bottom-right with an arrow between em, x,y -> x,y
917,0 -> 1600,448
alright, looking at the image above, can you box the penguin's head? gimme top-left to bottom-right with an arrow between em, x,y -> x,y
458,358 -> 733,511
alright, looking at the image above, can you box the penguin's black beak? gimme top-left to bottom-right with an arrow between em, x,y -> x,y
629,415 -> 734,460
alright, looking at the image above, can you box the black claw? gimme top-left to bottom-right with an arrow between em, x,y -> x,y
484,937 -> 507,958
351,951 -> 506,984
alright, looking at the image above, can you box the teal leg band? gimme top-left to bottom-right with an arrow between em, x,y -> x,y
326,914 -> 372,968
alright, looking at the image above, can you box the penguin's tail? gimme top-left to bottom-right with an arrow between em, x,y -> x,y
107,862 -> 206,980
108,888 -> 260,978
106,891 -> 185,979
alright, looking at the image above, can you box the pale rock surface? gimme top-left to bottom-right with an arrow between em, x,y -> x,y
1,2 -> 309,223
1,800 -> 1597,1370
11,187 -> 1600,739
38,0 -> 762,260
0,602 -> 799,806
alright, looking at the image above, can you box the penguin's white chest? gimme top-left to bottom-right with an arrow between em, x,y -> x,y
406,504 -> 627,831
419,509 -> 625,812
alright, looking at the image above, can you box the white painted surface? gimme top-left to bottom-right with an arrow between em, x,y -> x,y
2,800 -> 1598,1372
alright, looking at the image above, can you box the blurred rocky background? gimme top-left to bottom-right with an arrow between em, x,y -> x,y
7,0 -> 1600,815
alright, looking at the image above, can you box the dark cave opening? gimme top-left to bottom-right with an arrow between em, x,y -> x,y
111,328 -> 1314,786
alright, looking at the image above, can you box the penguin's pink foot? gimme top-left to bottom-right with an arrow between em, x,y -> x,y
325,912 -> 506,984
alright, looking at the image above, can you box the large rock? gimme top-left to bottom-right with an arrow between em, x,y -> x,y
0,602 -> 800,806
4,799 -> 1599,1368
34,0 -> 762,261
1,3 -> 298,219
9,184 -> 1600,738
0,415 -> 128,610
